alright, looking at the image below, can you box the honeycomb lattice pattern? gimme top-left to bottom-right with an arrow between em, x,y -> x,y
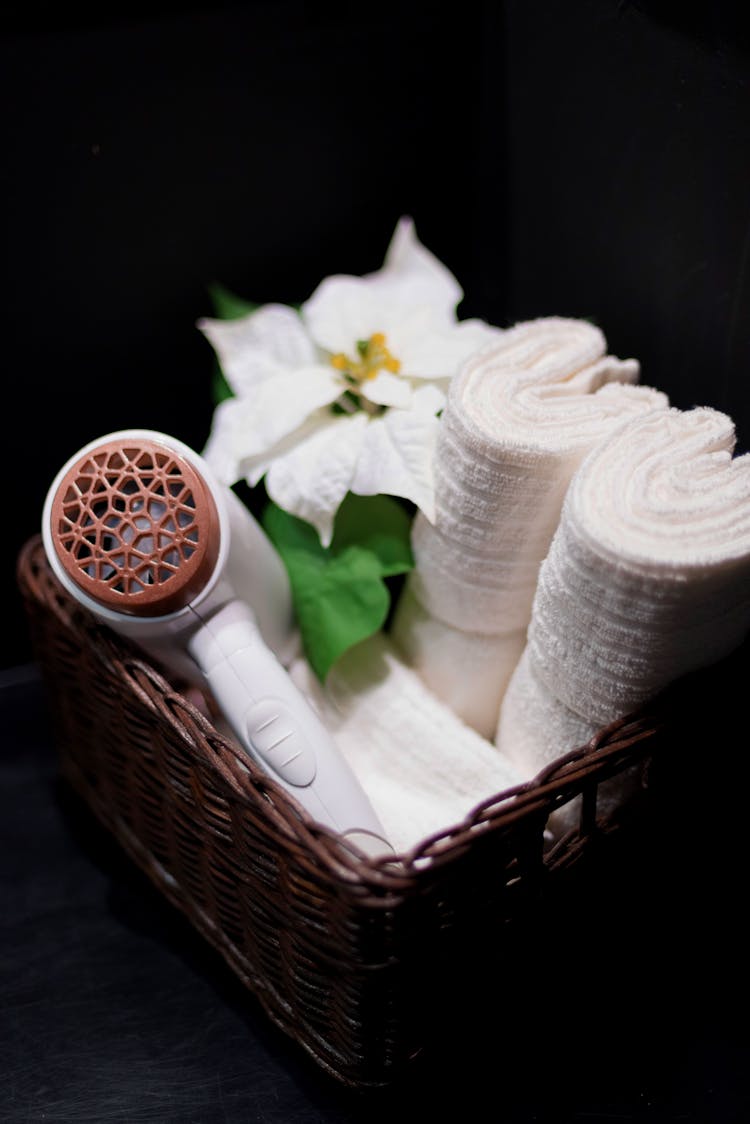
51,439 -> 219,615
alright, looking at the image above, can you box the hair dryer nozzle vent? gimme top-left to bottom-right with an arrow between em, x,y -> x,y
49,435 -> 221,616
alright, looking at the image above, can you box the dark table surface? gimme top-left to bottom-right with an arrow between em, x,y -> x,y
2,662 -> 749,1123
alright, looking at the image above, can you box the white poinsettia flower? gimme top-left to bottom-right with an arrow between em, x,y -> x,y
198,217 -> 500,545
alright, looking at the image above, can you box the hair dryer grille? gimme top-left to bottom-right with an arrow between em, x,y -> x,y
49,437 -> 220,616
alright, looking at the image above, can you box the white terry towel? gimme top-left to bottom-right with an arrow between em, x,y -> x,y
496,406 -> 750,827
391,315 -> 669,738
291,633 -> 523,855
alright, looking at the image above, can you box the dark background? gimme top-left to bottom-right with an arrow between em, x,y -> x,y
3,3 -> 750,1120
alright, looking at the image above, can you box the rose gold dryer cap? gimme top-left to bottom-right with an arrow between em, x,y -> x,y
49,435 -> 221,616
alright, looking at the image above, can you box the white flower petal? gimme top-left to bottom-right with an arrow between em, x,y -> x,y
397,318 -> 503,379
302,277 -> 400,355
411,382 -> 447,415
360,371 -> 413,409
379,216 -> 464,321
382,305 -> 437,361
349,408 -> 440,521
198,304 -> 319,395
203,365 -> 341,467
265,413 -> 369,546
201,396 -> 248,485
242,410 -> 332,487
303,218 -> 471,355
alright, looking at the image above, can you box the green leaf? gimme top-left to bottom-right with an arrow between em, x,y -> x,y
262,495 -> 414,681
263,502 -> 326,559
331,493 -> 414,577
285,546 -> 390,683
207,281 -> 259,320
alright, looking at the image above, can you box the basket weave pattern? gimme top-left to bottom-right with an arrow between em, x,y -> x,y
17,534 -> 673,1087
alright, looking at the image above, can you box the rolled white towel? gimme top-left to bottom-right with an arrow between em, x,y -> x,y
496,406 -> 750,827
291,632 -> 523,854
392,316 -> 668,737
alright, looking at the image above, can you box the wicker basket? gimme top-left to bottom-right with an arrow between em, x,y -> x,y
16,532 -> 708,1088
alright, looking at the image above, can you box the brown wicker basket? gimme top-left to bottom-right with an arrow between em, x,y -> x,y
16,532 -> 709,1088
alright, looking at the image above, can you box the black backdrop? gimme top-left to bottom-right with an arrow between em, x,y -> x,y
4,0 -> 750,672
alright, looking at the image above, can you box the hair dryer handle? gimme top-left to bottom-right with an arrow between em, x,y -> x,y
187,601 -> 393,858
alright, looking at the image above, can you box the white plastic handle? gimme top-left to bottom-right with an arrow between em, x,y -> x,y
187,600 -> 393,858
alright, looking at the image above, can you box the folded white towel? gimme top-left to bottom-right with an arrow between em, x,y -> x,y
496,406 -> 750,827
390,584 -> 527,741
391,316 -> 668,737
291,633 -> 523,854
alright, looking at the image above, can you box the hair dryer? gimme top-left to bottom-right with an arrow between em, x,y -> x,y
41,429 -> 392,858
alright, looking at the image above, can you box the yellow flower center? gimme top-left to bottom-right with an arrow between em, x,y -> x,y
330,332 -> 401,382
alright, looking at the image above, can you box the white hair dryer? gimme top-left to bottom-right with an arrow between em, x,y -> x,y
42,429 -> 392,858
